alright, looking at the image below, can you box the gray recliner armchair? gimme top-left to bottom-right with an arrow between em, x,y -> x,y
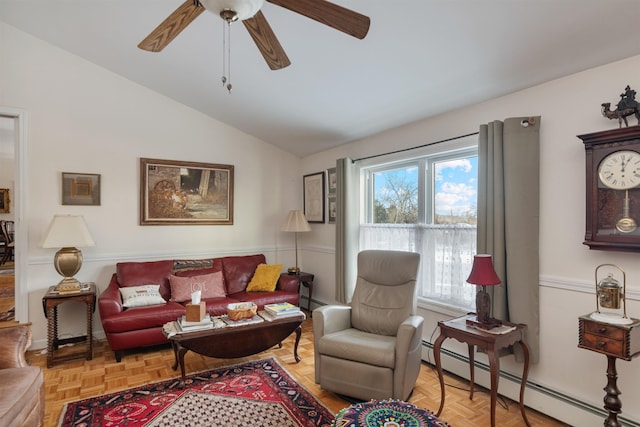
313,250 -> 423,401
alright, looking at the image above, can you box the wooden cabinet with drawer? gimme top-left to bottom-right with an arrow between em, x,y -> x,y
578,315 -> 640,360
578,314 -> 640,427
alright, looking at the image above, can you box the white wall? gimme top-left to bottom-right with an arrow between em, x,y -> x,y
300,56 -> 640,425
0,22 -> 303,347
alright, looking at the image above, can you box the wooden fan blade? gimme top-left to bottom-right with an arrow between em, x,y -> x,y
242,11 -> 291,70
267,0 -> 370,39
138,0 -> 205,52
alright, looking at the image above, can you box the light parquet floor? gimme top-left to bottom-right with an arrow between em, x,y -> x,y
27,316 -> 570,427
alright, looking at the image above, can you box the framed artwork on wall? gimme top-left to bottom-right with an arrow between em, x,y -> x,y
140,158 -> 234,225
327,167 -> 337,195
328,195 -> 336,224
0,189 -> 9,213
303,171 -> 325,223
62,172 -> 101,206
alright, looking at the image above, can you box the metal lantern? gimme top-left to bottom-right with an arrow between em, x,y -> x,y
592,264 -> 633,325
598,272 -> 622,309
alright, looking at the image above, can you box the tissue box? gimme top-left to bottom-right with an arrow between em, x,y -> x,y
185,302 -> 206,322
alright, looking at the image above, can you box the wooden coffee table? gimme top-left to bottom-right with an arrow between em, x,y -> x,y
164,312 -> 304,384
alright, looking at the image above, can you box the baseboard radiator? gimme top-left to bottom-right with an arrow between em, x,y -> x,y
422,341 -> 640,427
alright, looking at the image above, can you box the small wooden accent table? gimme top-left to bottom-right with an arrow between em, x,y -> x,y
41,283 -> 96,368
285,272 -> 315,314
578,314 -> 640,427
433,314 -> 531,427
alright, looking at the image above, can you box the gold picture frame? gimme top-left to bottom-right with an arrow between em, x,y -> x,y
140,158 -> 234,225
0,189 -> 9,213
62,173 -> 101,206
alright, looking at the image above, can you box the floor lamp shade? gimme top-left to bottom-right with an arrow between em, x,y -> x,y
42,215 -> 95,291
280,210 -> 311,274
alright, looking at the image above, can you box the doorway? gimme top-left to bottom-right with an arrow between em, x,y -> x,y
0,109 -> 27,324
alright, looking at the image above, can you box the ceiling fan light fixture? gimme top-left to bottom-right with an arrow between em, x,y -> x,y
220,9 -> 239,23
200,0 -> 265,21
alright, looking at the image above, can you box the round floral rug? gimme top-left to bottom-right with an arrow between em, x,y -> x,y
331,400 -> 450,427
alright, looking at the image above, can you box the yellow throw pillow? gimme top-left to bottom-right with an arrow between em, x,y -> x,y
246,263 -> 283,292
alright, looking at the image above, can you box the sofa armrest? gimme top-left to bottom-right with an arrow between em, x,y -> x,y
98,273 -> 124,319
276,274 -> 300,293
0,325 -> 31,369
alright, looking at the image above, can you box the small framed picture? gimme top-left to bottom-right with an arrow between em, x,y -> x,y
0,189 -> 9,213
62,173 -> 101,206
303,172 -> 325,223
328,195 -> 337,224
327,167 -> 337,195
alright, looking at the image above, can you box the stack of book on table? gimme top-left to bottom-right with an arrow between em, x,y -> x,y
176,314 -> 214,332
222,314 -> 264,327
264,302 -> 301,318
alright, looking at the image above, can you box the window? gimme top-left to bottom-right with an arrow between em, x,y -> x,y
360,138 -> 478,310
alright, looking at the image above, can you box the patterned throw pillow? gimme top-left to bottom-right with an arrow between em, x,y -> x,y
169,271 -> 226,303
119,285 -> 166,308
246,264 -> 283,292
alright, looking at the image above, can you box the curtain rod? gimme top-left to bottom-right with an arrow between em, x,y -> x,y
352,131 -> 479,163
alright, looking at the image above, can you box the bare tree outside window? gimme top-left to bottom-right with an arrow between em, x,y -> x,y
373,168 -> 418,224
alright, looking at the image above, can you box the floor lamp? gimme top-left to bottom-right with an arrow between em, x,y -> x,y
280,210 -> 311,274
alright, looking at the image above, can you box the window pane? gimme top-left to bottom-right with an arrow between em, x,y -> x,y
361,147 -> 478,310
373,166 -> 418,224
434,156 -> 477,225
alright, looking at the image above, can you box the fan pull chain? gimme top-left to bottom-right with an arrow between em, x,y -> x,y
221,19 -> 232,93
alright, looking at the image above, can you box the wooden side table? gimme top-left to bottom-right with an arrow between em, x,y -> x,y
42,283 -> 97,368
578,314 -> 640,427
285,272 -> 314,315
433,314 -> 531,427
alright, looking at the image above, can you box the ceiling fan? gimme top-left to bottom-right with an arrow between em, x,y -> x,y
138,0 -> 370,71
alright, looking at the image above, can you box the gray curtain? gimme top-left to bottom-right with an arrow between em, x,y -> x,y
477,117 -> 540,363
335,158 -> 359,303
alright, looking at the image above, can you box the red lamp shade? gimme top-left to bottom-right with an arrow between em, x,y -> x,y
466,254 -> 501,286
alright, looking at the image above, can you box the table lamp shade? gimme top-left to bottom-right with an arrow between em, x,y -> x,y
43,215 -> 95,248
43,215 -> 95,291
280,210 -> 310,274
466,254 -> 501,286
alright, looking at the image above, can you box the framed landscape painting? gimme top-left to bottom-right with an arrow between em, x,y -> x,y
140,158 -> 234,225
303,172 -> 325,223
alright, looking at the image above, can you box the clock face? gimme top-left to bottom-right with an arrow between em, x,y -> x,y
597,150 -> 640,190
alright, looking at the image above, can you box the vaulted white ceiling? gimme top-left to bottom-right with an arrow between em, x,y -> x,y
1,0 -> 640,157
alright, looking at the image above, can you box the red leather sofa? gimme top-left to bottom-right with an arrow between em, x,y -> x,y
98,254 -> 300,362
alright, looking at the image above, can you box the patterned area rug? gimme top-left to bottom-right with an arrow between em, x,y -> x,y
58,358 -> 335,427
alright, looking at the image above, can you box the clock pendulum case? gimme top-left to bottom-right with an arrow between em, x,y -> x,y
579,127 -> 640,252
